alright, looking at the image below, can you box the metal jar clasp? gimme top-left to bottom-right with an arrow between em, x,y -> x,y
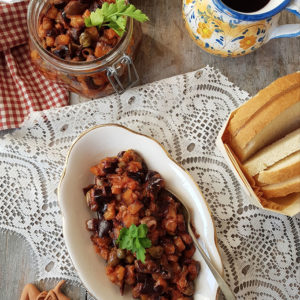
106,54 -> 139,94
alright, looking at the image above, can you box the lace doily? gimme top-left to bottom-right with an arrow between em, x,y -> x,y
0,66 -> 299,300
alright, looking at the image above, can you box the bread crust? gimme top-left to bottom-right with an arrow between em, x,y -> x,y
228,72 -> 300,137
231,86 -> 300,161
256,151 -> 300,185
243,128 -> 300,176
261,176 -> 300,199
261,192 -> 300,211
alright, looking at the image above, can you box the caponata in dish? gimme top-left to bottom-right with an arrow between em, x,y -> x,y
84,150 -> 200,299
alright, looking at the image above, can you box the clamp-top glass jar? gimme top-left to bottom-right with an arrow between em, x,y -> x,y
27,0 -> 142,99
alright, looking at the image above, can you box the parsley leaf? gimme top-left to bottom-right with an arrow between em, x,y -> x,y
90,10 -> 104,27
128,224 -> 137,235
122,5 -> 148,22
136,247 -> 146,263
139,237 -> 152,248
117,228 -> 127,242
116,0 -> 126,12
138,224 -> 148,237
84,17 -> 93,27
84,0 -> 149,36
116,224 -> 152,263
107,21 -> 125,37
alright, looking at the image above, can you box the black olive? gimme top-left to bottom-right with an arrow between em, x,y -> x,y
147,176 -> 164,191
140,276 -> 155,294
103,166 -> 117,174
46,28 -> 59,37
94,188 -> 110,202
52,45 -> 69,59
69,27 -> 83,42
136,273 -> 155,294
98,219 -> 112,237
93,188 -> 111,214
145,170 -> 158,182
104,186 -> 112,197
145,172 -> 164,196
103,160 -> 118,174
127,161 -> 147,183
54,1 -> 67,10
61,11 -> 70,22
94,188 -> 103,199
153,285 -> 163,294
127,171 -> 144,184
136,273 -> 147,283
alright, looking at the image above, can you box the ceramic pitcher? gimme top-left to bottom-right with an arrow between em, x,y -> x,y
183,0 -> 300,57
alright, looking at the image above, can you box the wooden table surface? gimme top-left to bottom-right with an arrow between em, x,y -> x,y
0,0 -> 299,299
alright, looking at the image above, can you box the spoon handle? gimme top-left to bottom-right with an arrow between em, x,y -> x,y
188,224 -> 236,300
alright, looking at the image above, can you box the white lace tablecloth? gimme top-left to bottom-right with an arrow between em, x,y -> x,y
0,66 -> 299,300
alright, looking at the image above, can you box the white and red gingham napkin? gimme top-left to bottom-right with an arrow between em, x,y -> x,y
0,1 -> 69,130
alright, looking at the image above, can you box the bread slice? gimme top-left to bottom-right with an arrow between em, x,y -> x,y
227,72 -> 300,162
243,128 -> 300,176
261,175 -> 300,199
267,192 -> 300,209
256,151 -> 300,185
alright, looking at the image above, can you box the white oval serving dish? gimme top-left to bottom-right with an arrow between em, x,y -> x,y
58,124 -> 223,300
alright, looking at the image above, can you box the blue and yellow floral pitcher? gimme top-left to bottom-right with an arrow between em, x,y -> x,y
183,0 -> 300,57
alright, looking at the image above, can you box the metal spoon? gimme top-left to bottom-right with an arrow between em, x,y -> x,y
170,190 -> 236,300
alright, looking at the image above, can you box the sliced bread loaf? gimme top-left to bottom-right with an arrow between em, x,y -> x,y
261,176 -> 300,199
243,128 -> 300,176
227,72 -> 300,162
256,151 -> 300,185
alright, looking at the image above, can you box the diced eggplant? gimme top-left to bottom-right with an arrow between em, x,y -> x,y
98,219 -> 112,237
64,0 -> 88,15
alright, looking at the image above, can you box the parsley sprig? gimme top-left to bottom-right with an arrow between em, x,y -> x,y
116,224 -> 152,263
84,0 -> 149,37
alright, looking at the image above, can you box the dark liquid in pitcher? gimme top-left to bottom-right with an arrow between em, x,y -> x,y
221,0 -> 271,13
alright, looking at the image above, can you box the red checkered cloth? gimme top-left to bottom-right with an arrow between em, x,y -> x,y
0,1 -> 69,130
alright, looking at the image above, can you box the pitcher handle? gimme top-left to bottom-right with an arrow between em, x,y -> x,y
267,0 -> 300,40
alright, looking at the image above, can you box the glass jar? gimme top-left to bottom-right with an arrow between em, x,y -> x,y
27,0 -> 142,99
